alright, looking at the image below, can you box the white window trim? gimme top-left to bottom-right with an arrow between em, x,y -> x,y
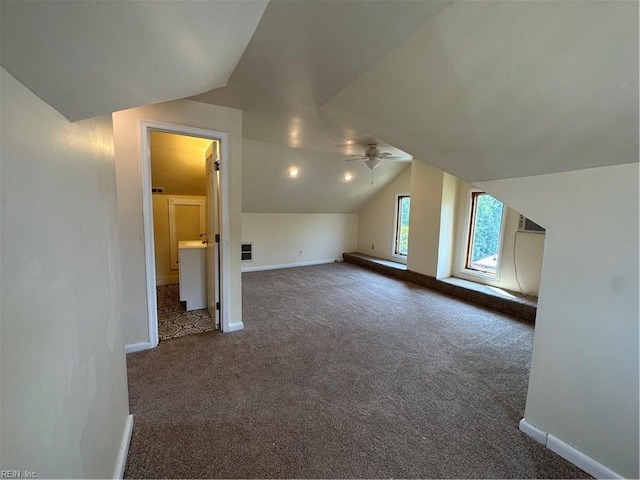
460,188 -> 507,281
391,192 -> 410,264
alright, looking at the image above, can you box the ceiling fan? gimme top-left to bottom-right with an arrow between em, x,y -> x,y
346,144 -> 404,170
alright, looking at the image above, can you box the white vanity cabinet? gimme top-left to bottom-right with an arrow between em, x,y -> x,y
178,240 -> 207,311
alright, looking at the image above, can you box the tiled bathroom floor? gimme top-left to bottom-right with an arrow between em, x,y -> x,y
156,284 -> 216,341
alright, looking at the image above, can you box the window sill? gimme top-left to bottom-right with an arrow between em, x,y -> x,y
391,253 -> 408,264
460,267 -> 500,282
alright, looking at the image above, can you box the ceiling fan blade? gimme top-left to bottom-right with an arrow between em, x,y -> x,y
346,157 -> 366,162
382,156 -> 406,160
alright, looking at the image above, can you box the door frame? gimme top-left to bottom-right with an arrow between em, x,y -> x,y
140,120 -> 231,347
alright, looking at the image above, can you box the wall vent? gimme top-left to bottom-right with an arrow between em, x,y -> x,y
518,215 -> 545,234
151,187 -> 164,194
241,243 -> 253,262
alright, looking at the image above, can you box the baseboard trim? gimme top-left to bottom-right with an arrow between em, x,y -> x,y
518,418 -> 547,445
519,418 -> 622,479
125,341 -> 155,354
113,414 -> 133,479
225,321 -> 244,332
547,434 -> 622,479
241,259 -> 339,273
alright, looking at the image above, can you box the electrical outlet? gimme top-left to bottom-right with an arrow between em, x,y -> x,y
298,249 -> 303,255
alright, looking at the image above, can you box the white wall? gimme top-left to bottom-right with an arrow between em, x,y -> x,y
453,180 -> 545,296
477,163 -> 639,479
241,214 -> 357,271
0,68 -> 130,478
357,166 -> 411,261
113,99 -> 242,347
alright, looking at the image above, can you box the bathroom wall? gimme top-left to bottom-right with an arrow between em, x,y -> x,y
150,131 -> 213,196
153,194 -> 206,285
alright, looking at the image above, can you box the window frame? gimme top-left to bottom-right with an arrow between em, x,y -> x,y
392,192 -> 410,263
461,189 -> 507,280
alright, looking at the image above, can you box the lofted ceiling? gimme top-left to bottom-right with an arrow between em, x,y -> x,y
319,0 -> 639,182
191,0 -> 454,158
0,0 -> 268,121
1,0 -> 636,192
242,139 -> 408,214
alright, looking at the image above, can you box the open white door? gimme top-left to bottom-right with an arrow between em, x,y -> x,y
205,143 -> 220,328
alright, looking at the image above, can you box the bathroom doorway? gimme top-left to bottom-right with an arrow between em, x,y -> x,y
140,121 -> 230,347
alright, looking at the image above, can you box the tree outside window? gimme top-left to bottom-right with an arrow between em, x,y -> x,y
395,195 -> 410,256
465,192 -> 504,276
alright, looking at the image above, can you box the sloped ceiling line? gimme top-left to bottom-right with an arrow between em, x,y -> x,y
0,0 -> 269,121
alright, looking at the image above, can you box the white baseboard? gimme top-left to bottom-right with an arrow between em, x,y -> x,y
125,341 -> 154,354
155,275 -> 178,286
518,418 -> 547,445
241,259 -> 339,273
113,414 -> 133,479
547,434 -> 622,479
225,321 -> 244,332
519,418 -> 622,479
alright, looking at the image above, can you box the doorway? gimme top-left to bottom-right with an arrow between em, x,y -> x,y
140,121 -> 231,348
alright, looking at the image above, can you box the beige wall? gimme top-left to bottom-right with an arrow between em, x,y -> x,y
113,99 -> 243,347
153,194 -> 206,285
242,214 -> 357,271
453,180 -> 545,296
436,172 -> 458,278
477,164 -> 639,479
1,68 -> 130,477
150,131 -> 212,196
406,160 -> 448,277
358,161 -> 545,296
357,166 -> 412,261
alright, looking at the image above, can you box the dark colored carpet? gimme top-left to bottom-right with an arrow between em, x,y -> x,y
125,263 -> 589,479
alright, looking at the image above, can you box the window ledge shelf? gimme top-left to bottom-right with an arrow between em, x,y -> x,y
343,252 -> 537,323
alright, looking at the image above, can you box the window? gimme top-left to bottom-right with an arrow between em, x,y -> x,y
394,194 -> 410,257
464,191 -> 505,277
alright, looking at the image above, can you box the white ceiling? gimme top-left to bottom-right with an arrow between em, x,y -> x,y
191,0 -> 454,158
1,0 -> 635,190
242,139 -> 408,214
320,0 -> 639,182
0,0 -> 268,121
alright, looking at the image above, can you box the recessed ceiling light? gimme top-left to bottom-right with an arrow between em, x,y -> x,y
288,167 -> 299,178
342,173 -> 354,182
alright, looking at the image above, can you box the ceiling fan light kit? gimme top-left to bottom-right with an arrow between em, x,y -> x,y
346,143 -> 402,170
364,159 -> 381,170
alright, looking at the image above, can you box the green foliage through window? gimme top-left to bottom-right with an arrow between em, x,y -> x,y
395,195 -> 410,256
466,192 -> 504,275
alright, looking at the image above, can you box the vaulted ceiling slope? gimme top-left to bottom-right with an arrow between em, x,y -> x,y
0,0 -> 268,121
242,139 -> 408,214
320,0 -> 639,182
192,0 -> 454,157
